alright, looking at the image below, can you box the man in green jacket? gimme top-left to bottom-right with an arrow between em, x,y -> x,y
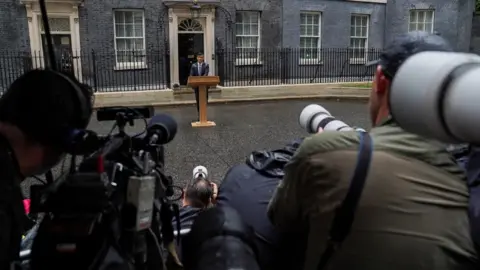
268,31 -> 479,270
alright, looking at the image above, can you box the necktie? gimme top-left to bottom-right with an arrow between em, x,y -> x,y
198,63 -> 202,75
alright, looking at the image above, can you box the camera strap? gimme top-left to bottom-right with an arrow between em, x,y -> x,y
316,131 -> 373,270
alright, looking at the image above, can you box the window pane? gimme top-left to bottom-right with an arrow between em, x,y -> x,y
409,12 -> 416,23
134,24 -> 143,37
426,11 -> 433,23
236,24 -> 242,35
115,12 -> 124,23
300,13 -> 306,24
418,11 -> 425,23
242,24 -> 250,35
236,37 -> 244,47
361,26 -> 367,36
361,16 -> 367,25
248,12 -> 258,23
133,12 -> 143,24
355,26 -> 361,36
125,39 -> 134,51
251,24 -> 258,35
115,24 -> 124,37
236,12 -> 243,22
134,39 -> 144,50
300,37 -> 306,48
117,39 -> 127,50
125,24 -> 134,37
409,23 -> 416,31
125,12 -> 133,23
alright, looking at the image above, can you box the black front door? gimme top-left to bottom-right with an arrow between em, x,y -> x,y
41,34 -> 74,75
178,33 -> 204,85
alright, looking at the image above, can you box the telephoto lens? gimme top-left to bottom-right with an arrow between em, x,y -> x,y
299,104 -> 365,133
390,51 -> 480,144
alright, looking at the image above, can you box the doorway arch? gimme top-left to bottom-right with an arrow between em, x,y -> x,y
178,18 -> 203,33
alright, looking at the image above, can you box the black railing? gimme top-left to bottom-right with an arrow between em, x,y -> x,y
0,49 -> 170,93
0,48 -> 380,93
216,48 -> 381,86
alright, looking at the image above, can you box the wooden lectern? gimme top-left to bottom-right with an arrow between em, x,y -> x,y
188,76 -> 219,128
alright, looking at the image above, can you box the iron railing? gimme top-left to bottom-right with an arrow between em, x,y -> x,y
0,48 -> 380,93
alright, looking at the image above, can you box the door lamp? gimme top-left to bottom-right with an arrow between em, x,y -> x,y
190,0 -> 201,19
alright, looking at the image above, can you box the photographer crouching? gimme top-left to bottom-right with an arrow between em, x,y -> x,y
215,139 -> 305,270
168,166 -> 218,268
170,165 -> 262,270
0,69 -> 93,269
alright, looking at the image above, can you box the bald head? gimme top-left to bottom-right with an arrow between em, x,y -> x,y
185,177 -> 213,208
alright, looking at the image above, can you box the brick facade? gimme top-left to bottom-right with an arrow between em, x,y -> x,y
0,0 -> 475,91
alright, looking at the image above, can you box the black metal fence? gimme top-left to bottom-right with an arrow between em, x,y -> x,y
0,48 -> 380,93
217,48 -> 381,86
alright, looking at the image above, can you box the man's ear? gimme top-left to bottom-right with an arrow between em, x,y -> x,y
374,66 -> 389,94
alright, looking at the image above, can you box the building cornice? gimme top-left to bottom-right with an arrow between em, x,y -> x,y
20,0 -> 84,6
347,0 -> 387,4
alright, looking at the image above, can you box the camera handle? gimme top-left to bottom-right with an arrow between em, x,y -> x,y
115,112 -> 136,135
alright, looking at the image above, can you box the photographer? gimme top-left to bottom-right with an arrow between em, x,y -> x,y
0,69 -> 93,269
168,167 -> 218,268
172,171 -> 218,235
216,138 -> 304,270
268,32 -> 479,269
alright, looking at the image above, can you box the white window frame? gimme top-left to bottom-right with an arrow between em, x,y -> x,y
408,9 -> 435,33
299,12 -> 322,65
235,11 -> 261,66
113,9 -> 147,70
349,14 -> 369,64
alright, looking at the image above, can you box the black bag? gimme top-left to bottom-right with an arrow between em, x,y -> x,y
317,131 -> 373,270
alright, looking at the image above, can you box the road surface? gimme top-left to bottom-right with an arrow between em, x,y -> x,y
21,99 -> 370,196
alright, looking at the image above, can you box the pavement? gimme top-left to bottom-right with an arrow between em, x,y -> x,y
21,99 -> 370,197
94,84 -> 371,108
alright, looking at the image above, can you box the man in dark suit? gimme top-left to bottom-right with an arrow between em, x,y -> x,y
189,52 -> 209,120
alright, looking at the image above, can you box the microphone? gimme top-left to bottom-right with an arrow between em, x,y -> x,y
146,114 -> 178,145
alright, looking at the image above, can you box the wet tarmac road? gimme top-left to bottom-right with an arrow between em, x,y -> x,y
21,99 -> 370,196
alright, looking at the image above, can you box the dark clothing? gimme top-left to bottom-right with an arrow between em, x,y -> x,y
216,139 -> 303,270
189,62 -> 209,77
465,146 -> 480,252
0,135 -> 25,269
189,62 -> 210,117
171,206 -> 204,236
169,205 -> 204,267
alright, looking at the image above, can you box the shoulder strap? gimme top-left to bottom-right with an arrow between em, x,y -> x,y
317,131 -> 373,270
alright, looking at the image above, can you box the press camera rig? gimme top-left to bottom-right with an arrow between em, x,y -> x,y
22,106 -> 178,270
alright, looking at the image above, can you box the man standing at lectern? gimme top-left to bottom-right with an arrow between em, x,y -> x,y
190,52 -> 209,120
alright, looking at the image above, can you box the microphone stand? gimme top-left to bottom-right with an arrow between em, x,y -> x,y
38,0 -> 57,70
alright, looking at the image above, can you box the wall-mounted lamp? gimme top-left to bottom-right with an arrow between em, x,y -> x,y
190,0 -> 202,19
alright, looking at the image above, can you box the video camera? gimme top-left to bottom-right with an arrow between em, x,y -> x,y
22,106 -> 178,270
